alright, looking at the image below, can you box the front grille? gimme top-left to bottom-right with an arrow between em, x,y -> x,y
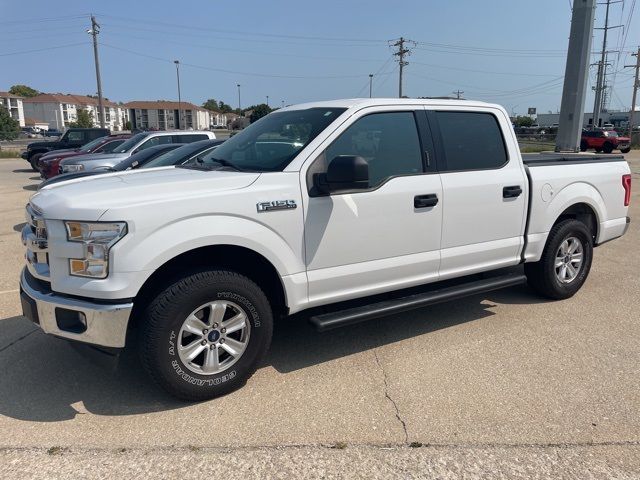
22,203 -> 50,280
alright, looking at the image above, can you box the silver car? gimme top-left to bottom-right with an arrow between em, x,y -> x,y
59,131 -> 216,174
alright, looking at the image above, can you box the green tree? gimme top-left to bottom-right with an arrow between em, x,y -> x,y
9,84 -> 39,98
124,120 -> 132,131
218,101 -> 233,113
69,109 -> 94,128
202,99 -> 220,111
515,116 -> 534,128
249,104 -> 273,123
0,106 -> 20,140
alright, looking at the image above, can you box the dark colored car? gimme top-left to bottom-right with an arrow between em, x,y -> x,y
44,129 -> 62,137
581,129 -> 631,154
39,134 -> 132,179
38,144 -> 182,189
142,139 -> 225,168
21,128 -> 111,170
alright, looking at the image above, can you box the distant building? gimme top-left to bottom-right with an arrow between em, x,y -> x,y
24,117 -> 50,131
124,101 -> 211,131
22,93 -> 127,131
537,109 -> 640,129
0,91 -> 25,127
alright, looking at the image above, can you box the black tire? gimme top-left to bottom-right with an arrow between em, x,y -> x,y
595,148 -> 602,153
579,141 -> 588,152
525,219 -> 593,300
602,142 -> 613,154
620,148 -> 631,154
139,269 -> 273,401
29,153 -> 43,172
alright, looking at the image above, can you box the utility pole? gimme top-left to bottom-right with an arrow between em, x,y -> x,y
592,0 -> 622,128
237,84 -> 241,115
266,95 -> 269,107
369,74 -> 373,98
88,15 -> 105,128
625,48 -> 640,139
174,60 -> 183,130
390,37 -> 415,98
555,0 -> 596,152
452,89 -> 464,99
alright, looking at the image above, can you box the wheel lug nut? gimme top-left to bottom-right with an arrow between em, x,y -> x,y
221,328 -> 226,334
201,340 -> 207,346
210,345 -> 215,350
203,329 -> 208,334
213,323 -> 219,328
219,338 -> 225,344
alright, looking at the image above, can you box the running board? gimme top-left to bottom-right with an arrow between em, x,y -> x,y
309,273 -> 527,332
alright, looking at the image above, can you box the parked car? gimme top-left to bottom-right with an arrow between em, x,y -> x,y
581,129 -> 631,153
21,99 -> 631,400
38,144 -> 182,189
58,131 -> 216,174
38,134 -> 132,179
21,128 -> 111,171
39,140 -> 225,188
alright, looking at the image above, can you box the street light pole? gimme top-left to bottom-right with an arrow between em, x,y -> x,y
281,100 -> 284,109
369,74 -> 373,98
174,60 -> 182,130
237,84 -> 241,115
266,95 -> 269,107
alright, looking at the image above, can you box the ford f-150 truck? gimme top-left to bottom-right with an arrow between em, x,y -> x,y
19,99 -> 632,400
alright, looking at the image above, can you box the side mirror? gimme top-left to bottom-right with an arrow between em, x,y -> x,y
315,155 -> 369,194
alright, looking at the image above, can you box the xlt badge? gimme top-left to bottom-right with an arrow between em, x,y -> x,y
256,200 -> 297,212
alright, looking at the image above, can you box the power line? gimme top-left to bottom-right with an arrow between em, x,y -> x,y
0,42 -> 87,57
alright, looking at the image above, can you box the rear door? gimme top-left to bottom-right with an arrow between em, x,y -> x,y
302,106 -> 443,306
430,108 -> 527,279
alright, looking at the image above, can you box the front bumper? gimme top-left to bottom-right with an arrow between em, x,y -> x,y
19,268 -> 133,348
21,151 -> 28,160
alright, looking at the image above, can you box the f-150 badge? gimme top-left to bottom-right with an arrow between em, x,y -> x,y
256,200 -> 297,212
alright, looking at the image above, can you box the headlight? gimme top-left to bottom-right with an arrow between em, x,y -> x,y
65,221 -> 127,278
62,164 -> 84,172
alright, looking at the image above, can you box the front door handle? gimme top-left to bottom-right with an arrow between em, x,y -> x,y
414,194 -> 438,208
503,185 -> 523,198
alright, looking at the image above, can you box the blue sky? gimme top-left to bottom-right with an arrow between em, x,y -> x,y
1,0 -> 638,115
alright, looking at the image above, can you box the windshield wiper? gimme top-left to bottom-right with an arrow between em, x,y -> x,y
208,159 -> 243,171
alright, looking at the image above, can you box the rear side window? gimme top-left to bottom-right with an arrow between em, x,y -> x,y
175,134 -> 208,143
67,131 -> 83,142
436,112 -> 507,171
98,139 -> 125,153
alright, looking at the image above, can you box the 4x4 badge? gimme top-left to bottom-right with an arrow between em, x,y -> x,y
256,200 -> 297,212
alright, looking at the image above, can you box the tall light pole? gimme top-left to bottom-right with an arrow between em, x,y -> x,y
237,84 -> 241,115
369,74 -> 373,98
266,95 -> 269,107
88,15 -> 105,128
281,100 -> 285,109
174,60 -> 183,130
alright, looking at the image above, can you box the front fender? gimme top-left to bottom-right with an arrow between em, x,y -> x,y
112,214 -> 305,282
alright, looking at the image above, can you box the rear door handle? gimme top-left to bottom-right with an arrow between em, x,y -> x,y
414,194 -> 439,208
503,185 -> 522,198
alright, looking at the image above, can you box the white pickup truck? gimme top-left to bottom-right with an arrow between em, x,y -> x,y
20,99 -> 632,400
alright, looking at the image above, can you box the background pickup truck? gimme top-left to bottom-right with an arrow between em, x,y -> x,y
580,129 -> 631,154
19,99 -> 631,401
22,127 -> 110,171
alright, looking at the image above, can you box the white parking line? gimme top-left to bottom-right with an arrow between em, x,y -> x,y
0,289 -> 19,295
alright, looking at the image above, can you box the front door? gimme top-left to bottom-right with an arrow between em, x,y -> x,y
302,107 -> 443,307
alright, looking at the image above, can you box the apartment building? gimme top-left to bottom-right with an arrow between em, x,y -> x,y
125,101 -> 211,130
22,94 -> 128,131
0,91 -> 25,127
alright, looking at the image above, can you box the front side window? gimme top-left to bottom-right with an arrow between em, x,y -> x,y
78,136 -> 109,153
197,108 -> 346,172
324,111 -> 423,188
137,135 -> 172,151
97,139 -> 125,153
436,111 -> 507,171
113,133 -> 150,153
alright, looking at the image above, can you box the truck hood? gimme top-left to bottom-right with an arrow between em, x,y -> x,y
28,140 -> 62,150
30,167 -> 261,221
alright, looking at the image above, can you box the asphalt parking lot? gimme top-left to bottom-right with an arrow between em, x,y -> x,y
0,153 -> 639,478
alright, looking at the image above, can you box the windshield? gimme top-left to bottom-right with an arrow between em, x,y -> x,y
78,136 -> 108,153
197,108 -> 346,172
605,131 -> 618,137
112,132 -> 149,153
144,141 -> 220,168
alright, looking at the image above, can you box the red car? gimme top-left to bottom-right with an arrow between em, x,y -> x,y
38,134 -> 131,179
580,129 -> 631,154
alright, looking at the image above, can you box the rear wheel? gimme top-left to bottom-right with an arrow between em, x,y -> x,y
579,141 -> 588,152
620,147 -> 631,154
602,142 -> 613,154
525,219 -> 593,300
139,269 -> 273,401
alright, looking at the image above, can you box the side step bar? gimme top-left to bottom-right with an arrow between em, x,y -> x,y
310,273 -> 527,332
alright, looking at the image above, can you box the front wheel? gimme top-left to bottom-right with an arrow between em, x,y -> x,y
139,269 -> 273,401
525,219 -> 593,300
29,153 -> 43,172
579,141 -> 588,152
620,148 -> 631,154
602,143 -> 613,154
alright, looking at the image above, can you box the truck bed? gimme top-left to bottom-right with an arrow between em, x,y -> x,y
522,152 -> 626,166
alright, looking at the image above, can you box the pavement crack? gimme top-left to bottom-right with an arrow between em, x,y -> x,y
0,328 -> 38,354
373,349 -> 408,443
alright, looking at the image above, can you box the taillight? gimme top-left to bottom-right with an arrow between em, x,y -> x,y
622,174 -> 631,206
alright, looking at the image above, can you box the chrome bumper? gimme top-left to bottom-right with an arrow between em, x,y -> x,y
19,268 -> 132,348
